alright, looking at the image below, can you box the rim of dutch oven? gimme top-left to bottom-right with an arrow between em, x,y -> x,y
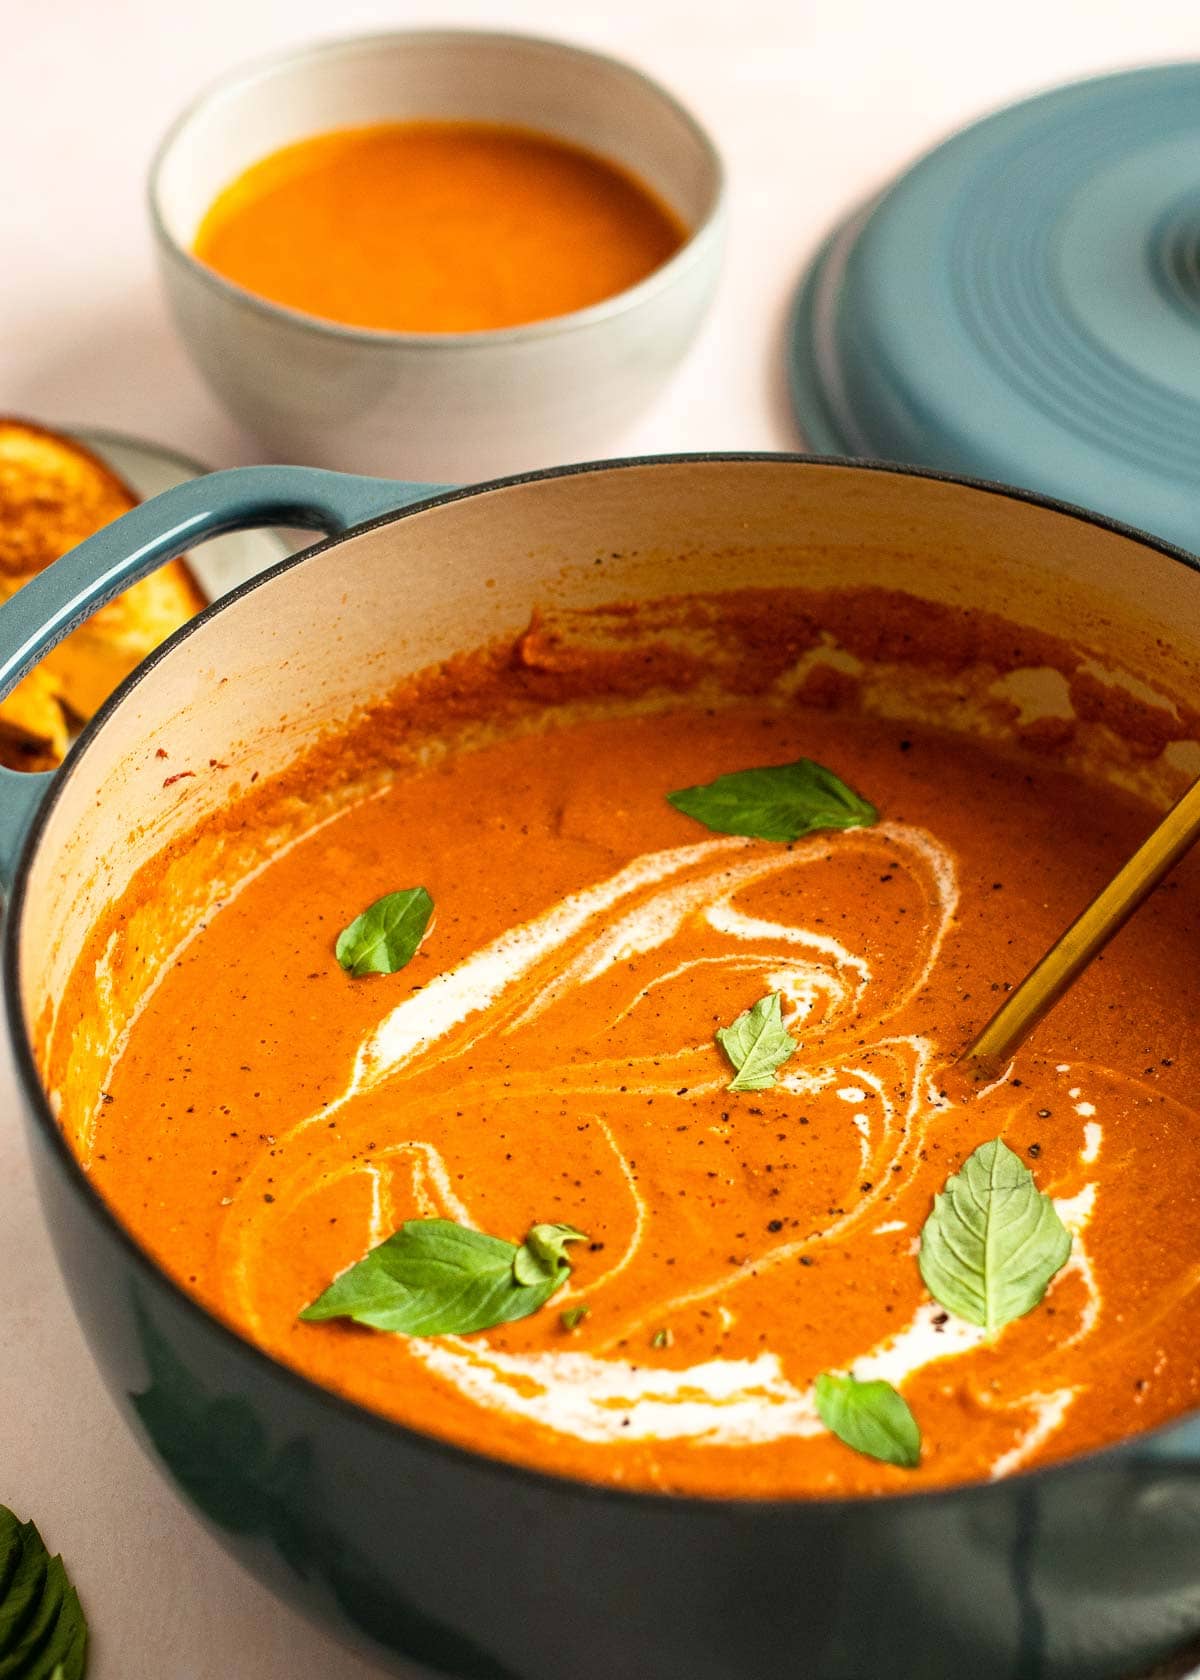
148,28 -> 727,351
7,450 -> 1200,1516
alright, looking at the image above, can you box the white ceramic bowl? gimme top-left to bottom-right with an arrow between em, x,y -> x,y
149,30 -> 726,483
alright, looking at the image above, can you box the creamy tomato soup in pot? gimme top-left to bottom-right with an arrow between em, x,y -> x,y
12,457 -> 1200,1680
41,581 -> 1200,1499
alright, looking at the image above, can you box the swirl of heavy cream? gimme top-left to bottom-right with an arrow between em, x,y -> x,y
218,823 -> 1102,1468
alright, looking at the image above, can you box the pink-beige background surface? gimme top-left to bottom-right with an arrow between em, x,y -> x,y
3,1 -> 1200,1674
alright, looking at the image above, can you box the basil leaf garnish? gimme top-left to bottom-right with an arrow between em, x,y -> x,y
512,1223 -> 587,1286
301,1218 -> 586,1337
667,758 -> 877,842
918,1137 -> 1072,1332
814,1372 -> 921,1469
716,992 -> 797,1091
0,1506 -> 87,1680
335,886 -> 433,977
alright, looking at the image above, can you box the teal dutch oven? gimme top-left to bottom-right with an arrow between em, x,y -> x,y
3,455 -> 1200,1680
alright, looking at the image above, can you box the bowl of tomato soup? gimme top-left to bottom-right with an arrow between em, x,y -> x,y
149,31 -> 724,481
6,455 -> 1200,1678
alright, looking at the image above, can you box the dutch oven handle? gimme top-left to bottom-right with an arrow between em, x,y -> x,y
0,465 -> 450,891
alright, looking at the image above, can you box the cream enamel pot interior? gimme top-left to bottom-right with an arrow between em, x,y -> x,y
4,455 -> 1200,1680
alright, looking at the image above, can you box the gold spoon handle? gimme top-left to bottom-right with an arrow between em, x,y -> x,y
960,772 -> 1200,1078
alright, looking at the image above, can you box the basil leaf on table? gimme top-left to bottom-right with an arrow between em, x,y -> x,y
918,1137 -> 1072,1333
335,886 -> 433,977
716,992 -> 797,1091
814,1372 -> 921,1469
667,758 -> 877,842
301,1218 -> 587,1336
0,1505 -> 87,1680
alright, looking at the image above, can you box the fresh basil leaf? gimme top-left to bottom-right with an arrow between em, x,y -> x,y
918,1137 -> 1072,1333
667,758 -> 877,842
0,1506 -> 87,1680
512,1224 -> 586,1287
814,1372 -> 921,1469
335,886 -> 433,977
716,992 -> 797,1091
559,1306 -> 589,1332
301,1217 -> 586,1337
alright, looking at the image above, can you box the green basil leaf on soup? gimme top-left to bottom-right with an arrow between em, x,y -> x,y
667,758 -> 877,842
511,1222 -> 587,1286
814,1372 -> 921,1469
300,1217 -> 586,1337
918,1137 -> 1072,1333
335,886 -> 433,977
0,1505 -> 87,1680
716,992 -> 797,1091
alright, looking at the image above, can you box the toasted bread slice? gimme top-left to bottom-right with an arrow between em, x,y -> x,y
0,420 -> 207,765
0,664 -> 70,771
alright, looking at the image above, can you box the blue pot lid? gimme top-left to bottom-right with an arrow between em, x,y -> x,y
790,64 -> 1200,556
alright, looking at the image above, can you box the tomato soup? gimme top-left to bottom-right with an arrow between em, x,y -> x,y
192,121 -> 688,333
47,590 -> 1200,1498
